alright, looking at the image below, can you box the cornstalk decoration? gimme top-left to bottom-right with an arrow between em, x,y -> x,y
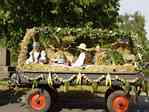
17,28 -> 39,68
21,72 -> 146,94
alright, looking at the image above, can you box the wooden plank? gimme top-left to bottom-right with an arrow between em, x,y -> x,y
0,48 -> 10,66
0,66 -> 16,80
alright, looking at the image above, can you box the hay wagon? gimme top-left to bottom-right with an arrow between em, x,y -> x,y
9,28 -> 147,112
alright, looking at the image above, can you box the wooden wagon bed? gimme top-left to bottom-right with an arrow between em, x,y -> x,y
16,64 -> 142,83
18,64 -> 137,73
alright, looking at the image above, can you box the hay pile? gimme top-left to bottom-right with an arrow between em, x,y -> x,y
21,64 -> 136,73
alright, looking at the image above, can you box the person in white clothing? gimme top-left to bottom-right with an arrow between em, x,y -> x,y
26,42 -> 40,64
39,49 -> 48,64
72,43 -> 87,67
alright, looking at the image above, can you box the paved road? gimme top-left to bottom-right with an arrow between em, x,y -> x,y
0,90 -> 149,112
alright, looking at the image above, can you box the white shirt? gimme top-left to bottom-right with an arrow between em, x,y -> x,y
26,51 -> 40,64
72,52 -> 86,67
40,50 -> 47,60
33,51 -> 40,63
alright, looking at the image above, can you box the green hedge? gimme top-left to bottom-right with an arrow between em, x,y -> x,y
34,26 -> 135,49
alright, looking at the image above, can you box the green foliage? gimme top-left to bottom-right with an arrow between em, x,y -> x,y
119,12 -> 146,47
143,69 -> 149,76
35,26 -> 132,50
118,12 -> 149,62
0,0 -> 120,64
110,51 -> 124,65
0,0 -> 120,28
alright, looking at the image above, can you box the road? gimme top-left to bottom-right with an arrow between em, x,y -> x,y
0,90 -> 149,112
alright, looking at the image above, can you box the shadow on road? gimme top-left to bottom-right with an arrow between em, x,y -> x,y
52,91 -> 106,112
0,90 -> 11,106
0,88 -> 26,107
52,91 -> 149,112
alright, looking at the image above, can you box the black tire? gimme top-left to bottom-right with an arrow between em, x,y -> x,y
105,86 -> 123,106
106,90 -> 129,112
26,88 -> 54,112
105,87 -> 115,102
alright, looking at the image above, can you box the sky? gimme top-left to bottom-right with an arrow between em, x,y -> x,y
119,0 -> 149,40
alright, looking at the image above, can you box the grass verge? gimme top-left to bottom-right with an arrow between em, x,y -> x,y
0,80 -> 8,85
143,69 -> 149,77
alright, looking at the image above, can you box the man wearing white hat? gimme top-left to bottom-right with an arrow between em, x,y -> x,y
72,43 -> 87,67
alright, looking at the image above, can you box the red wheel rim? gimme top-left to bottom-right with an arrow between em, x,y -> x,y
31,93 -> 46,111
112,96 -> 129,112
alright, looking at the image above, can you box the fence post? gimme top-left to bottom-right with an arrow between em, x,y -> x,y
0,48 -> 14,79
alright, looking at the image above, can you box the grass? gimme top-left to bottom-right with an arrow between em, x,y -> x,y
0,80 -> 8,85
143,68 -> 149,77
0,80 -> 9,91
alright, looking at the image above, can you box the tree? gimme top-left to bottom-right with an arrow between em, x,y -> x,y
1,0 -> 120,28
0,0 -> 120,64
118,12 -> 149,61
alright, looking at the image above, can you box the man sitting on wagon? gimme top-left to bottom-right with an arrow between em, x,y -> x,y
93,45 -> 107,65
72,43 -> 88,67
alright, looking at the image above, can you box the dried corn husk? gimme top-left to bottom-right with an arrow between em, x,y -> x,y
17,28 -> 38,68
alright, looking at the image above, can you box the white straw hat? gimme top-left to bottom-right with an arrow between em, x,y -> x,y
77,43 -> 87,50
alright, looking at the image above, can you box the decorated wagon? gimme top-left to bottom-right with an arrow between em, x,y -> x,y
9,28 -> 147,112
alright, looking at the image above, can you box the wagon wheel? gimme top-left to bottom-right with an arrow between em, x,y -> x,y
26,88 -> 54,112
106,90 -> 129,112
